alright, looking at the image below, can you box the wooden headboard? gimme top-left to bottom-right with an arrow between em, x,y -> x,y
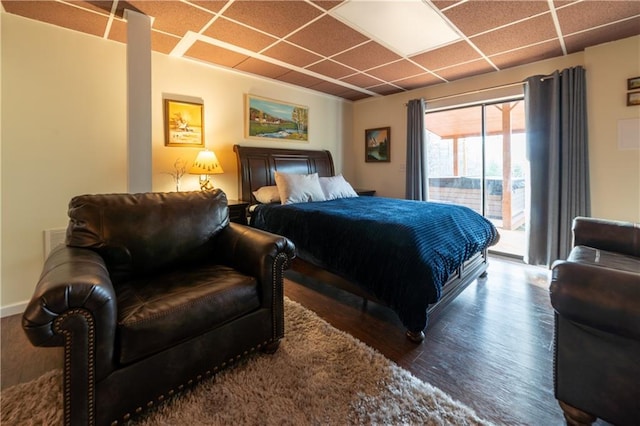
233,145 -> 335,203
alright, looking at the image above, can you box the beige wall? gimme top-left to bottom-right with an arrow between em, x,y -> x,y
351,36 -> 640,223
1,14 -> 128,313
151,54 -> 353,196
585,36 -> 640,222
0,13 -> 351,312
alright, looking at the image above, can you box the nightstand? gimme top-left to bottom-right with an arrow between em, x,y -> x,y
354,188 -> 376,196
227,200 -> 249,225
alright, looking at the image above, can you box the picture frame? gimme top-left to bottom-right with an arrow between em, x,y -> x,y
627,76 -> 640,91
627,91 -> 640,107
164,99 -> 204,147
245,94 -> 309,142
365,127 -> 391,162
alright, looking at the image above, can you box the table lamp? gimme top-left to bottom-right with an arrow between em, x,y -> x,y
189,149 -> 224,190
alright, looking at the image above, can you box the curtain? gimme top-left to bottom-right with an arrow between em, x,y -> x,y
524,66 -> 590,266
405,98 -> 427,200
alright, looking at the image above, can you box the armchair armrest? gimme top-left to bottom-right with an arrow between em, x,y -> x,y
214,223 -> 295,340
550,260 -> 640,340
215,223 -> 295,289
572,216 -> 640,257
22,244 -> 117,380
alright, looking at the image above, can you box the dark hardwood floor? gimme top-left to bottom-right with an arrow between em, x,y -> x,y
283,255 -> 565,425
1,255 -> 599,425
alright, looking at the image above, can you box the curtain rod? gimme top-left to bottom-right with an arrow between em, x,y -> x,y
405,73 -> 556,105
405,81 -> 524,105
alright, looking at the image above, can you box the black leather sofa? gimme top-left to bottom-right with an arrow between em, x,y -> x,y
550,216 -> 640,425
22,190 -> 295,425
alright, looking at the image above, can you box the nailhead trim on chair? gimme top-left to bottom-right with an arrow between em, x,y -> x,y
54,308 -> 96,426
552,313 -> 559,395
109,338 -> 274,425
272,252 -> 290,339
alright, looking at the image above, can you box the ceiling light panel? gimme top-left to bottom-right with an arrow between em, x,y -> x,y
332,0 -> 461,57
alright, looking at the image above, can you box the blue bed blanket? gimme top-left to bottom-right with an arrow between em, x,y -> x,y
250,196 -> 499,332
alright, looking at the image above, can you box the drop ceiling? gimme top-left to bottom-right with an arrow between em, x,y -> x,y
2,0 -> 639,101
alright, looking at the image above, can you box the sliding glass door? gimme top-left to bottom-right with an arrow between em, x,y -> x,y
425,100 -> 527,257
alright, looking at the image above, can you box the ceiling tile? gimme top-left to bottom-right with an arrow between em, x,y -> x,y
222,0 -> 323,38
336,89 -> 371,102
262,41 -> 323,68
3,1 -> 109,37
564,16 -> 640,54
367,84 -> 404,96
433,59 -> 495,82
366,60 -> 426,82
431,1 -> 461,11
286,15 -> 369,57
276,70 -> 327,88
309,80 -> 355,97
127,1 -> 214,37
108,19 -> 181,54
331,41 -> 402,72
188,1 -> 228,14
306,60 -> 355,79
471,14 -> 558,56
185,40 -> 249,68
310,1 -> 345,12
442,1 -> 550,37
556,1 -> 640,35
340,73 -> 385,89
410,40 -> 481,71
234,58 -> 290,79
68,1 -> 114,15
203,17 -> 277,52
393,73 -> 444,91
552,1 -> 575,8
107,19 -> 127,42
490,40 -> 564,70
150,31 -> 182,55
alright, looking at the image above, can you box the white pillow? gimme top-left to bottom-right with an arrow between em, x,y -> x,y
274,172 -> 326,204
319,174 -> 358,200
252,185 -> 280,204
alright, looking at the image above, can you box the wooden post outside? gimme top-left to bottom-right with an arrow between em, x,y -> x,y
453,137 -> 459,176
500,103 -> 513,230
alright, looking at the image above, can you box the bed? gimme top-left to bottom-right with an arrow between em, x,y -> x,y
234,145 -> 500,342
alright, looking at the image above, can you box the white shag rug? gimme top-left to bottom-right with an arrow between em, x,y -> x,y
1,298 -> 492,425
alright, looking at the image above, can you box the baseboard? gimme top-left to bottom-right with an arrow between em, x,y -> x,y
1,301 -> 27,318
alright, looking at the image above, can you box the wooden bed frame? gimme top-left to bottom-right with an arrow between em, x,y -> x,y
234,144 -> 489,342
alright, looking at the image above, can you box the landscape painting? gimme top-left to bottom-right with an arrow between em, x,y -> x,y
365,127 -> 390,162
164,99 -> 204,147
245,95 -> 309,142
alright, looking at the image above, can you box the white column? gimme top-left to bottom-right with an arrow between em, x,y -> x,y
124,9 -> 152,193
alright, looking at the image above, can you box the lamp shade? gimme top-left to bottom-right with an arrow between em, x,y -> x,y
189,149 -> 224,175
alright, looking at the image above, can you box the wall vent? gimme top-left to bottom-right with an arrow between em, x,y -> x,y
43,228 -> 67,259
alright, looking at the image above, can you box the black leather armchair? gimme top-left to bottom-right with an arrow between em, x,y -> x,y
22,190 -> 295,425
550,216 -> 640,426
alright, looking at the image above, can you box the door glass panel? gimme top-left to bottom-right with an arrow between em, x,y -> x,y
425,101 -> 527,258
426,105 -> 483,215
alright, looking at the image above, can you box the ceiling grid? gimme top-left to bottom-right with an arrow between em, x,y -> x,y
1,0 -> 638,101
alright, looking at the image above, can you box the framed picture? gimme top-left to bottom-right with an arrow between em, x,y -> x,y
365,127 -> 390,162
627,91 -> 640,106
245,94 -> 308,142
627,76 -> 640,91
164,99 -> 204,147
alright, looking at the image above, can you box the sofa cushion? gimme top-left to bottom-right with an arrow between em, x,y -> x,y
66,190 -> 229,283
115,264 -> 260,364
569,245 -> 640,274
